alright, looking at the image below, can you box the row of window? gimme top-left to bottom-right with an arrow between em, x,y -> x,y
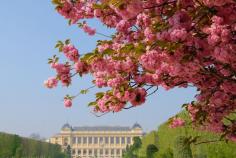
71,148 -> 126,156
70,136 -> 132,145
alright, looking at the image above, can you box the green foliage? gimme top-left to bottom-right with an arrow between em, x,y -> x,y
146,144 -> 158,158
124,111 -> 236,158
133,137 -> 142,150
154,111 -> 236,158
137,131 -> 158,157
0,132 -> 66,158
65,145 -> 72,158
173,136 -> 193,158
123,137 -> 142,158
160,148 -> 173,158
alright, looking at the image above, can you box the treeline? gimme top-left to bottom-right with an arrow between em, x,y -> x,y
123,111 -> 236,158
0,132 -> 67,158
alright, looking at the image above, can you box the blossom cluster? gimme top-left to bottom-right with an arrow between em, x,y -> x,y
169,117 -> 185,128
47,0 -> 236,141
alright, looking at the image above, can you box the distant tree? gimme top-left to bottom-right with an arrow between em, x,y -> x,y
146,144 -> 158,158
30,133 -> 41,141
133,137 -> 142,150
0,132 -> 66,158
123,137 -> 142,158
66,145 -> 72,158
15,145 -> 23,158
12,135 -> 21,156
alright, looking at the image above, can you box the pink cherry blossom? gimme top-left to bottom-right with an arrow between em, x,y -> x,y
169,118 -> 185,128
130,88 -> 147,106
62,44 -> 79,62
44,77 -> 58,89
82,23 -> 96,36
74,60 -> 88,75
64,99 -> 72,108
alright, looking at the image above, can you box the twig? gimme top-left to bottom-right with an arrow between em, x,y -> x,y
91,111 -> 109,117
194,139 -> 223,145
74,85 -> 96,97
147,86 -> 159,97
123,106 -> 135,110
96,32 -> 113,38
143,0 -> 176,10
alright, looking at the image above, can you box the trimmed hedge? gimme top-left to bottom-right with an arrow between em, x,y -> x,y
0,132 -> 66,158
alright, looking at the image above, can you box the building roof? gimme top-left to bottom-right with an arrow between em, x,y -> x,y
73,126 -> 131,131
61,123 -> 72,130
132,123 -> 142,129
61,123 -> 142,132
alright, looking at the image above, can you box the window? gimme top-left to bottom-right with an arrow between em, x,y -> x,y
99,137 -> 103,143
94,149 -> 98,155
77,137 -> 81,144
72,149 -> 76,155
121,137 -> 125,144
105,137 -> 109,144
88,137 -> 92,144
55,138 -> 58,144
105,149 -> 109,155
127,137 -> 131,144
83,149 -> 87,155
89,149 -> 92,155
94,137 -> 98,144
111,149 -> 114,155
72,137 -> 76,144
83,137 -> 87,144
100,149 -> 103,155
110,137 -> 114,144
116,137 -> 120,144
63,137 -> 68,146
116,149 -> 120,155
78,149 -> 81,155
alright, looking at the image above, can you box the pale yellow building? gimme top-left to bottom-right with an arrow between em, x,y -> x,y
49,123 -> 143,158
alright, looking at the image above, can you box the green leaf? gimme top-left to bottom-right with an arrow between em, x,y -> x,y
112,56 -> 126,61
68,19 -> 72,25
93,3 -> 109,9
103,48 -> 114,56
153,22 -> 169,32
154,40 -> 181,53
55,40 -> 63,48
182,103 -> 189,108
52,0 -> 62,6
135,43 -> 145,55
88,101 -> 97,107
80,89 -> 89,94
108,0 -> 125,9
81,52 -> 98,63
65,39 -> 70,45
96,92 -> 104,100
120,86 -> 125,92
119,44 -> 135,54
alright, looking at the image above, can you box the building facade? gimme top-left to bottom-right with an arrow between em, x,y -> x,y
49,123 -> 143,158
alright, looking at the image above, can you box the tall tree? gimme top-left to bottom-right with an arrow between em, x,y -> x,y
123,137 -> 142,158
46,0 -> 236,141
65,145 -> 72,158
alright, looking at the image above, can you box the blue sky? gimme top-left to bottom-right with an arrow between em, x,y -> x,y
0,1 -> 196,138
